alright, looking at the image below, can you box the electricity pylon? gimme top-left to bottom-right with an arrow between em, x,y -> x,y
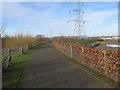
68,2 -> 86,38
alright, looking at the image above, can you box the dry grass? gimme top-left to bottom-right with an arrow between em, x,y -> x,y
2,33 -> 38,48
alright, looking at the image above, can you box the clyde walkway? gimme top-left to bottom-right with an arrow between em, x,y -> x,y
19,43 -> 111,88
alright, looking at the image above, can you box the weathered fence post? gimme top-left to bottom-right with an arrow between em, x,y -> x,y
21,45 -> 24,54
82,47 -> 84,54
81,47 -> 84,63
8,49 -> 12,66
104,50 -> 107,67
70,45 -> 73,58
0,34 -> 2,89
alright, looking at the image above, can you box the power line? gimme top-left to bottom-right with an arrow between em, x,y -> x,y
68,2 -> 86,38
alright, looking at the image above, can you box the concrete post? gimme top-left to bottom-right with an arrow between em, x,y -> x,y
70,45 -> 73,58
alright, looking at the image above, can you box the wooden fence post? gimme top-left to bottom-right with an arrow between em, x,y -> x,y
82,47 -> 84,54
70,45 -> 73,58
21,45 -> 24,54
104,50 -> 107,67
8,49 -> 12,66
0,34 -> 2,89
81,47 -> 84,63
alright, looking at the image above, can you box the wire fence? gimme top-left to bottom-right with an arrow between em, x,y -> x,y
2,42 -> 38,71
53,41 -> 120,82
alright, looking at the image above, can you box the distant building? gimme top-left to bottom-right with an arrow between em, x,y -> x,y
36,34 -> 45,39
100,37 -> 112,40
112,36 -> 120,40
100,36 -> 120,40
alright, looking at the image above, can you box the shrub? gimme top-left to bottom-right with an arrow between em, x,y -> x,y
2,33 -> 37,48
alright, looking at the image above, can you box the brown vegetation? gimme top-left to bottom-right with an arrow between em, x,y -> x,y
2,33 -> 38,48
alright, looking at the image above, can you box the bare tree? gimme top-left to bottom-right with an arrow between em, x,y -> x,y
0,18 -> 7,56
0,18 -> 7,34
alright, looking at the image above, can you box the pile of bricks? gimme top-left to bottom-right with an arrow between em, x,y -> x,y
53,41 -> 120,82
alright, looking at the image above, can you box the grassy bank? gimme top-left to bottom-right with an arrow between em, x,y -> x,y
54,38 -> 99,46
2,45 -> 40,89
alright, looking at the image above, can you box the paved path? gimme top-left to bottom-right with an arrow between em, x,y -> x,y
19,43 -> 111,88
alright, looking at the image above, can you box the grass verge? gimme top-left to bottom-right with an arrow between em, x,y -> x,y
2,45 -> 40,89
53,45 -> 119,89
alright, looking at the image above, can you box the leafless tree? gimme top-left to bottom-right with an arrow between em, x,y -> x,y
0,18 -> 7,35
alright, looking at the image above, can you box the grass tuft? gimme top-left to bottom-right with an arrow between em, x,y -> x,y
2,45 -> 40,89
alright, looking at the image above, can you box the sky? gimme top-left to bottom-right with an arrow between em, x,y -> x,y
1,2 -> 118,37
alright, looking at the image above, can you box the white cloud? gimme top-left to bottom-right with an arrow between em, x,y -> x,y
83,10 -> 118,36
2,2 -> 74,36
2,2 -> 118,37
2,0 -> 119,2
84,10 -> 118,26
0,2 -> 2,26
